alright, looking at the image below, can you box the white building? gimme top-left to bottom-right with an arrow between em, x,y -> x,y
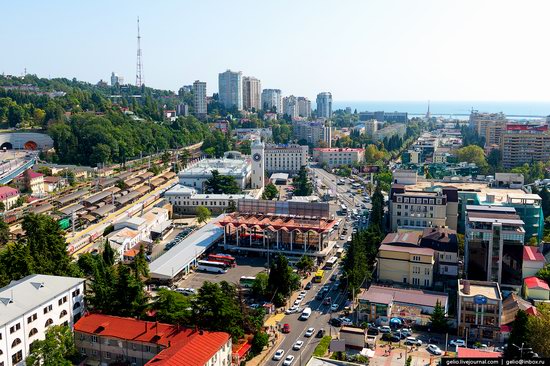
282,95 -> 299,119
164,185 -> 252,215
192,80 -> 207,118
312,148 -> 365,168
261,89 -> 282,114
0,274 -> 85,366
110,72 -> 124,86
264,144 -> 308,174
242,76 -> 261,111
365,119 -> 378,136
218,69 -> 242,110
316,92 -> 332,118
177,158 -> 252,192
297,97 -> 311,118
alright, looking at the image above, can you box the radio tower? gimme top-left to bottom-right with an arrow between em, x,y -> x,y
135,17 -> 144,87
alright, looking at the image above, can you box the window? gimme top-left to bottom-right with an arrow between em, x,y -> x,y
436,199 -> 442,205
425,268 -> 430,275
11,338 -> 21,348
45,318 -> 53,327
58,296 -> 68,306
105,352 -> 111,359
60,310 -> 68,318
91,349 -> 97,356
73,302 -> 81,310
9,323 -> 20,334
80,348 -> 86,355
92,335 -> 98,343
27,313 -> 37,324
403,277 -> 407,283
29,328 -> 38,337
43,304 -> 53,314
12,350 -> 22,364
72,288 -> 81,298
412,278 -> 420,285
424,279 -> 430,287
412,255 -> 420,261
145,345 -> 151,353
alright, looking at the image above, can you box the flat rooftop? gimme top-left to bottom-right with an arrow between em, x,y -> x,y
179,158 -> 250,177
458,280 -> 501,300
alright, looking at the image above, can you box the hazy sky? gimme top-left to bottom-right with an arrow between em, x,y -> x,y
2,0 -> 550,101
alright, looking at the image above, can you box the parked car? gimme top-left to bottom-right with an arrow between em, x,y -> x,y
400,328 -> 412,337
330,274 -> 338,281
293,340 -> 304,350
330,303 -> 339,312
390,334 -> 401,342
305,327 -> 315,337
367,327 -> 379,335
449,339 -> 466,347
428,344 -> 443,355
282,324 -> 290,333
283,355 -> 295,366
273,349 -> 285,361
405,337 -> 422,346
316,329 -> 326,338
329,318 -> 342,327
300,290 -> 307,296
379,325 -> 392,334
305,282 -> 312,290
315,293 -> 324,300
324,297 -> 332,305
285,305 -> 299,314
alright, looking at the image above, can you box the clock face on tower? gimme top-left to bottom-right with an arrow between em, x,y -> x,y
253,153 -> 262,162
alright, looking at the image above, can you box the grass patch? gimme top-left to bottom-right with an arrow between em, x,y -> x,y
313,336 -> 332,357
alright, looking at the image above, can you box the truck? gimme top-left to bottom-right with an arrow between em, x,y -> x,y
299,307 -> 312,320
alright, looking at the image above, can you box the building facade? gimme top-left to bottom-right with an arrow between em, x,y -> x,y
218,69 -> 242,110
0,187 -> 19,210
282,95 -> 299,119
377,245 -> 435,287
297,97 -> 311,118
264,144 -> 308,174
359,111 -> 408,123
0,275 -> 85,366
261,89 -> 282,113
501,124 -> 550,169
457,279 -> 503,342
165,185 -> 251,215
293,121 -> 331,147
242,76 -> 261,111
192,80 -> 207,118
177,158 -> 251,192
312,148 -> 365,168
316,92 -> 332,118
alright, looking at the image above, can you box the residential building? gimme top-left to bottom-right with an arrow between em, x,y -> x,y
175,103 -> 188,117
359,111 -> 408,123
297,97 -> 311,118
420,228 -> 459,277
364,119 -> 378,137
14,169 -> 44,197
457,279 -> 503,341
522,246 -> 546,278
316,92 -> 332,118
501,124 -> 550,169
377,244 -> 434,287
192,80 -> 207,118
43,176 -> 66,193
163,110 -> 176,122
357,285 -> 448,325
282,95 -> 299,119
110,72 -> 124,86
389,184 -> 459,231
372,123 -> 406,141
264,144 -> 308,174
523,276 -> 550,301
233,128 -> 273,141
209,120 -> 230,134
465,205 -> 525,288
74,314 -> 231,366
177,158 -> 251,192
494,172 -> 524,188
261,89 -> 282,113
242,76 -> 261,111
293,120 -> 332,147
165,185 -> 251,215
0,186 -> 19,210
218,69 -> 242,110
0,274 -> 85,366
469,111 -> 506,146
312,148 -> 365,168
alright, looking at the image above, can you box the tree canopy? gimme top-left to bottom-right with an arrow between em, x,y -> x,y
203,170 -> 241,194
262,183 -> 279,200
292,166 -> 313,196
26,325 -> 78,366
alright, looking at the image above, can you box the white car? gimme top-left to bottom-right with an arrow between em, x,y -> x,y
300,290 -> 307,296
405,337 -> 422,346
294,299 -> 302,306
449,339 -> 466,347
330,303 -> 339,312
273,349 -> 284,361
339,235 -> 346,240
297,294 -> 305,302
283,355 -> 295,366
305,327 -> 315,337
285,305 -> 299,314
428,344 -> 443,355
293,340 -> 304,350
379,325 -> 391,334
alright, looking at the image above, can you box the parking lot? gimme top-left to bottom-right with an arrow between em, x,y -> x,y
175,255 -> 267,289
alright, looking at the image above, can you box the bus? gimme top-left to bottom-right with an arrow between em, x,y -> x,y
325,256 -> 338,269
335,248 -> 344,258
239,276 -> 256,288
351,183 -> 361,189
207,254 -> 237,267
313,270 -> 324,283
340,204 -> 347,214
197,260 -> 227,274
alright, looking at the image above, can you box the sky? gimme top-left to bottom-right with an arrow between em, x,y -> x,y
2,0 -> 550,102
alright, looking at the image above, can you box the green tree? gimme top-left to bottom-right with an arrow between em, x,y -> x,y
456,145 -> 488,173
161,151 -> 171,164
204,170 -> 241,194
527,303 -> 550,357
536,264 -> 550,284
252,272 -> 269,299
7,103 -> 23,127
152,288 -> 193,326
133,244 -> 149,279
251,331 -> 269,355
292,166 -> 313,196
295,255 -> 314,273
262,183 -> 279,200
429,300 -> 449,333
227,200 -> 237,213
337,166 -> 352,177
370,184 -> 385,231
196,206 -> 212,225
268,255 -> 300,306
115,264 -> 147,316
539,187 -> 550,219
102,240 -> 115,266
0,219 -> 9,246
505,310 -> 529,358
26,325 -> 77,366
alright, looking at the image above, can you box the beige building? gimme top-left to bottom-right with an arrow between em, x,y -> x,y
313,148 -> 365,168
500,124 -> 550,169
0,186 -> 19,210
377,244 -> 435,287
242,76 -> 261,111
14,169 -> 45,197
365,119 -> 378,137
389,184 -> 459,231
265,143 -> 308,174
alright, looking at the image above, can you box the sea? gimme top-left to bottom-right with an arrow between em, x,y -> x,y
332,101 -> 550,121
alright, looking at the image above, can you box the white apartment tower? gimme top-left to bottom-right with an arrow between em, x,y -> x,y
251,140 -> 265,189
261,89 -> 283,114
192,80 -> 207,118
316,92 -> 333,118
283,95 -> 299,119
242,76 -> 262,111
297,97 -> 311,118
218,70 -> 243,110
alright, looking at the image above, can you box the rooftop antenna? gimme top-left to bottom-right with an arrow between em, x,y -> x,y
136,17 -> 144,87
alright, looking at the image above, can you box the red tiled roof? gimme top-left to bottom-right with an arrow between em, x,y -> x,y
43,176 -> 61,183
382,232 -> 422,246
523,246 -> 545,262
16,170 -> 43,180
524,276 -> 550,290
0,186 -> 18,200
313,148 -> 365,152
217,213 -> 336,233
457,348 -> 501,358
74,314 -> 230,366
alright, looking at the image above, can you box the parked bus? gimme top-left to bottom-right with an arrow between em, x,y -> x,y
197,260 -> 227,274
336,248 -> 344,258
340,204 -> 347,214
239,276 -> 256,288
325,256 -> 338,269
207,254 -> 237,267
313,270 -> 324,283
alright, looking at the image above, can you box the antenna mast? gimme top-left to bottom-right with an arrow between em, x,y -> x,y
136,17 -> 144,87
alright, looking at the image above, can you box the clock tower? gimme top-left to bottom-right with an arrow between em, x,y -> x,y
250,139 -> 265,189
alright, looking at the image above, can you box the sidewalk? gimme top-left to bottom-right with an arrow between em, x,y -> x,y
246,327 -> 284,366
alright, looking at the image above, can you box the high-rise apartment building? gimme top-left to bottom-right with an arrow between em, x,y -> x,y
316,92 -> 332,118
218,70 -> 243,110
501,124 -> 550,169
192,80 -> 207,118
282,95 -> 299,119
293,120 -> 332,147
261,89 -> 282,113
242,76 -> 261,111
297,97 -> 311,118
365,119 -> 378,136
110,72 -> 124,86
264,144 -> 308,174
